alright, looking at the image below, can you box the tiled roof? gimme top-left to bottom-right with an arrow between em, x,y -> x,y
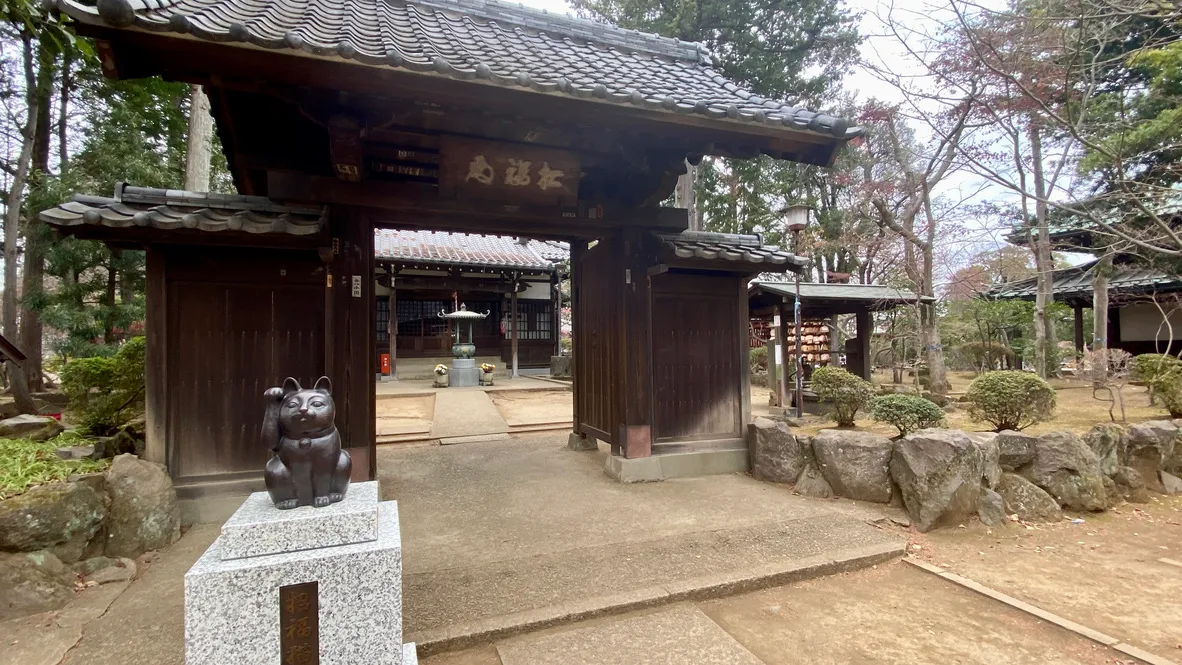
59,0 -> 860,143
987,260 -> 1182,301
655,231 -> 805,267
752,280 -> 931,305
38,184 -> 326,235
374,229 -> 564,271
527,239 -> 571,262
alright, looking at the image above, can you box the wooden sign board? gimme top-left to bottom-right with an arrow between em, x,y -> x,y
279,581 -> 320,665
438,136 -> 579,207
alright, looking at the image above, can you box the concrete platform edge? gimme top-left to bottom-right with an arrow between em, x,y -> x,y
604,448 -> 750,483
409,539 -> 905,658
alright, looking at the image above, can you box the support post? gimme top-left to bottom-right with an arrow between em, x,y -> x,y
855,309 -> 873,381
1073,303 -> 1085,356
387,265 -> 397,379
511,271 -> 519,378
144,249 -> 167,468
776,300 -> 789,411
326,206 -> 376,481
567,240 -> 594,450
619,231 -> 653,459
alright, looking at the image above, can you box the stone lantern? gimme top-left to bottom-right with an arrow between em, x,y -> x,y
438,303 -> 489,387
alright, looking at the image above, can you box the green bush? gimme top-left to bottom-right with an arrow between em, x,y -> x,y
965,370 -> 1056,431
750,346 -> 768,373
811,366 -> 874,427
1132,353 -> 1182,384
870,394 -> 946,436
60,336 -> 146,435
1152,372 -> 1182,417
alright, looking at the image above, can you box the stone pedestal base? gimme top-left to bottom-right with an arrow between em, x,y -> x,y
567,432 -> 598,451
604,447 -> 749,483
449,358 -> 481,387
185,481 -> 415,665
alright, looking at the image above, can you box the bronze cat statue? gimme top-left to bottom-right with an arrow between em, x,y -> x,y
262,376 -> 352,509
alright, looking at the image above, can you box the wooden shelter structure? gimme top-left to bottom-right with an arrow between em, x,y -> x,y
42,0 -> 859,490
373,230 -> 567,378
748,281 -> 930,408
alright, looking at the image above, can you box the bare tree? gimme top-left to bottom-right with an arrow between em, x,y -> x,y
1083,347 -> 1132,422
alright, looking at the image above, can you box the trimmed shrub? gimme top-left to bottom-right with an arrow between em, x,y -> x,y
60,336 -> 146,435
1132,353 -> 1182,387
870,394 -> 946,436
750,345 -> 768,373
964,370 -> 1056,431
811,366 -> 874,427
1154,374 -> 1182,417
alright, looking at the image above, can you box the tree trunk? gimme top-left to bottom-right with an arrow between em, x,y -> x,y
58,52 -> 72,169
20,42 -> 57,393
1092,252 -> 1110,355
4,36 -> 42,342
1030,123 -> 1056,378
183,85 -> 213,192
103,255 -> 119,344
6,361 -> 39,414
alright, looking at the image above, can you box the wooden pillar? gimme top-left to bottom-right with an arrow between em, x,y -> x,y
619,231 -> 653,459
551,270 -> 561,358
326,206 -> 376,481
1072,303 -> 1085,355
511,271 -> 520,378
739,279 -> 752,429
776,300 -> 789,409
855,308 -> 873,381
387,265 -> 397,379
570,240 -> 584,438
144,248 -> 168,469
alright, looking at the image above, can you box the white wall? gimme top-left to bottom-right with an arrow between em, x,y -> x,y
1120,302 -> 1182,342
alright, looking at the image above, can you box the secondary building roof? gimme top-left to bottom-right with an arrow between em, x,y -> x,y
374,229 -> 566,272
59,0 -> 860,157
38,185 -> 327,236
655,231 -> 804,269
749,280 -> 931,315
987,260 -> 1182,305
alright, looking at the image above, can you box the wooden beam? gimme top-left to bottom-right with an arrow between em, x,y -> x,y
387,264 -> 396,379
570,239 -> 584,438
855,309 -> 873,381
619,230 -> 653,459
1073,304 -> 1085,355
328,114 -> 365,182
266,172 -> 688,238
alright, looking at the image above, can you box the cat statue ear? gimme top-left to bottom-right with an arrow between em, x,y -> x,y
313,376 -> 332,395
282,377 -> 302,394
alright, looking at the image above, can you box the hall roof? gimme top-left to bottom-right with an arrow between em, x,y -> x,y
986,260 -> 1182,305
749,280 -> 931,315
374,229 -> 566,271
59,0 -> 860,146
38,184 -> 327,235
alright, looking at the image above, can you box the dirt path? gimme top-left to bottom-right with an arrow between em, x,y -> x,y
904,495 -> 1182,657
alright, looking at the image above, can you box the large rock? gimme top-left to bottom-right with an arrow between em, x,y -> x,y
1163,471 -> 1182,496
748,418 -> 809,485
1082,423 -> 1125,477
1112,465 -> 1150,504
890,429 -> 985,532
0,481 -> 106,563
965,432 -> 1001,488
793,463 -> 833,498
1024,432 -> 1108,512
997,430 -> 1037,471
0,414 -> 64,442
103,454 -> 180,558
0,552 -> 75,620
1125,421 -> 1178,493
995,472 -> 1063,522
812,429 -> 894,503
978,489 -> 1007,527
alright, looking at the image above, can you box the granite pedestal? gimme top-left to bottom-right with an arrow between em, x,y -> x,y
185,481 -> 417,665
449,358 -> 481,387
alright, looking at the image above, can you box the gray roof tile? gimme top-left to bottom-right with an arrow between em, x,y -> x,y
61,0 -> 860,141
655,231 -> 805,267
38,185 -> 326,235
988,260 -> 1182,301
752,280 -> 931,304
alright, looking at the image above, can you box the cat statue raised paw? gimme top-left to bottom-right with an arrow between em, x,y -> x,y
262,376 -> 352,509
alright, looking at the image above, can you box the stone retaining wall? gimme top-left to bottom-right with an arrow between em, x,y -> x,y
748,418 -> 1182,532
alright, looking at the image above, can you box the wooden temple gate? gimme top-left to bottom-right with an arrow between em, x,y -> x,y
42,0 -> 860,490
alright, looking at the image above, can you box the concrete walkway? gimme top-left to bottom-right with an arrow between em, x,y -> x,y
379,433 -> 903,653
377,379 -> 572,444
426,389 -> 510,441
